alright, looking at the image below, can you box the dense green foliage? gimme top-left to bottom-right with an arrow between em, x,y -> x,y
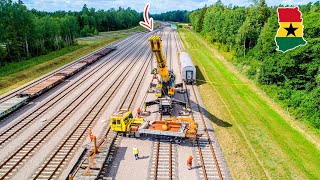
190,0 -> 320,128
153,10 -> 189,22
0,0 -> 141,63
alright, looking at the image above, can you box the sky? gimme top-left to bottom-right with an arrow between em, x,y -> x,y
20,0 -> 318,13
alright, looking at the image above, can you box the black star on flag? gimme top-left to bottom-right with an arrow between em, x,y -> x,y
285,23 -> 298,37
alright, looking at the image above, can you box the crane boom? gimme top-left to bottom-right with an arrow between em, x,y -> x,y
149,36 -> 170,82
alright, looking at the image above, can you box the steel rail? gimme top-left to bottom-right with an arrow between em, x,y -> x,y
0,32 -> 152,180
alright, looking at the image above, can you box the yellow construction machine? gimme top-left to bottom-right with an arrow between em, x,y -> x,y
110,109 -> 144,136
110,110 -> 199,140
145,36 -> 187,115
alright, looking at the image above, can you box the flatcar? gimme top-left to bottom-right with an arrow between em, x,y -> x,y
80,55 -> 101,65
19,75 -> 65,98
179,52 -> 196,84
95,46 -> 117,56
3,45 -> 117,117
56,63 -> 87,77
0,96 -> 28,119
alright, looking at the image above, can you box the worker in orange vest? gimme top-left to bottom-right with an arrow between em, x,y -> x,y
88,128 -> 92,136
88,128 -> 94,142
187,155 -> 193,170
90,134 -> 95,142
137,107 -> 141,118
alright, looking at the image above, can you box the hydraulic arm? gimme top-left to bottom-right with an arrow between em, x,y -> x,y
149,36 -> 175,95
145,35 -> 187,115
149,36 -> 170,82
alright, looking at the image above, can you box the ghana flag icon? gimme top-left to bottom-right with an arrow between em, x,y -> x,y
275,7 -> 307,52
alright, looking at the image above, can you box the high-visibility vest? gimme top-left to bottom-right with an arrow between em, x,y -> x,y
133,147 -> 139,155
188,156 -> 193,163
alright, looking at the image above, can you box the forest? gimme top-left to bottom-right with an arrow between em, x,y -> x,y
0,0 -> 141,63
189,0 -> 320,129
152,10 -> 189,23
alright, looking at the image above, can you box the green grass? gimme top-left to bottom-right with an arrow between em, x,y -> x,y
100,26 -> 145,35
178,28 -> 320,179
0,35 -> 126,95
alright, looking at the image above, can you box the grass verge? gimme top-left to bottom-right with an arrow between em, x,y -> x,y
0,35 -> 126,95
100,26 -> 145,35
178,28 -> 320,179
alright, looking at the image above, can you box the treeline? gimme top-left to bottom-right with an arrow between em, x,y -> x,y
0,0 -> 141,63
190,0 -> 320,128
153,10 -> 189,22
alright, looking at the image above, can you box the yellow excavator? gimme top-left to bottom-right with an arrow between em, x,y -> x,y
145,36 -> 187,115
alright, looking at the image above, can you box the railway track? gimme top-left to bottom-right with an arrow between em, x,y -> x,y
0,32 -> 153,179
0,32 -> 144,104
68,31 -> 157,180
0,33 -> 147,149
74,34 -> 152,179
186,85 -> 224,180
149,138 -> 178,180
31,42 -> 151,180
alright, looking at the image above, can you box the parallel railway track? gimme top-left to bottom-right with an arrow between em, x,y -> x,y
0,33 -> 147,149
174,29 -> 226,179
0,32 -> 154,180
149,138 -> 178,180
186,85 -> 224,180
32,39 -> 152,180
0,32 -> 144,104
70,31 -> 157,179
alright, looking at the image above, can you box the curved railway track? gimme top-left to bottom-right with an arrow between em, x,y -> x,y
0,32 -> 144,104
0,32 -> 154,179
0,33 -> 148,149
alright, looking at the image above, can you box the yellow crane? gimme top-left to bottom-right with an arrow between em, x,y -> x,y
149,35 -> 175,96
145,35 -> 187,115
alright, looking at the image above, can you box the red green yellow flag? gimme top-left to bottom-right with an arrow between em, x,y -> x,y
275,7 -> 307,52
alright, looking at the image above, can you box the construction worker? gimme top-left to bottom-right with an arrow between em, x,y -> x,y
137,107 -> 141,118
88,128 -> 94,142
90,134 -> 94,142
88,128 -> 92,136
133,145 -> 139,160
187,155 -> 193,170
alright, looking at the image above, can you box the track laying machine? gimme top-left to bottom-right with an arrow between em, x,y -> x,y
145,35 -> 187,115
110,110 -> 198,139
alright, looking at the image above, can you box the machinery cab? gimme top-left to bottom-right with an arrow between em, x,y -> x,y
168,87 -> 174,96
155,84 -> 162,98
110,109 -> 133,132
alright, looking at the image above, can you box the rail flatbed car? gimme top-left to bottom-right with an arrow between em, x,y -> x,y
0,97 -> 28,119
19,75 -> 65,98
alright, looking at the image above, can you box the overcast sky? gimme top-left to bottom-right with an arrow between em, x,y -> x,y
20,0 -> 317,13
